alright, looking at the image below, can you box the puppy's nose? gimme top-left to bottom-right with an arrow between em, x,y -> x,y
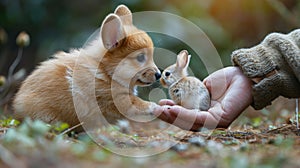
155,72 -> 161,80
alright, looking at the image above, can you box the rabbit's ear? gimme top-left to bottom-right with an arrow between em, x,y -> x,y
176,50 -> 191,70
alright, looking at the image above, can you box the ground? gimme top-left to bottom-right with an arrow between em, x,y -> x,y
0,97 -> 299,168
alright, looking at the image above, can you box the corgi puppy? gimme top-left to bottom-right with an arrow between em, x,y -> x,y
13,5 -> 161,130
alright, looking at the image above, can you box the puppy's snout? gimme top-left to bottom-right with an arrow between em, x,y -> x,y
155,72 -> 161,80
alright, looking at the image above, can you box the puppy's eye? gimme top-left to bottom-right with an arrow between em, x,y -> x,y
165,71 -> 171,77
136,53 -> 146,63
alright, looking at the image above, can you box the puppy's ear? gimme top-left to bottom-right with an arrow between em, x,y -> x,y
114,4 -> 132,25
176,50 -> 191,71
101,14 -> 125,50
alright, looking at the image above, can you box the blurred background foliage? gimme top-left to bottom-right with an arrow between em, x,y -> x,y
0,2 -> 299,166
0,0 -> 299,87
1,0 -> 300,75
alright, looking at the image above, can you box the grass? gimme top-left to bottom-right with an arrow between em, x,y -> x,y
0,112 -> 299,168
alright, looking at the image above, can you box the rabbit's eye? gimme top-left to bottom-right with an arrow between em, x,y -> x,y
136,53 -> 146,63
165,71 -> 171,77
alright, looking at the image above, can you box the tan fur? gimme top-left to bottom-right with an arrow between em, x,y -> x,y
13,5 -> 160,130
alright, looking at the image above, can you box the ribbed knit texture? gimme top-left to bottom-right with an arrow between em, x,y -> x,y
231,29 -> 300,110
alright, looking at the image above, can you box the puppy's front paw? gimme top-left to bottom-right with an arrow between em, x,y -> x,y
147,102 -> 159,115
129,102 -> 158,122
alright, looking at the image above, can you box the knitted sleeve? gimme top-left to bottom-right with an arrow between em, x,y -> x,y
231,29 -> 300,110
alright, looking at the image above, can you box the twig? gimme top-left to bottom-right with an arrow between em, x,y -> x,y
0,127 -> 9,133
296,99 -> 299,129
0,50 -> 7,74
265,0 -> 300,27
266,124 -> 292,133
8,47 -> 23,82
0,144 -> 25,168
59,122 -> 84,136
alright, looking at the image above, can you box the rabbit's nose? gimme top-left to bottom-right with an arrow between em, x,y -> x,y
155,72 -> 161,80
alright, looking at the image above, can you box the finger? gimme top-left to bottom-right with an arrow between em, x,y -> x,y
153,106 -> 173,123
165,106 -> 225,131
158,99 -> 176,106
172,108 -> 199,130
203,69 -> 229,100
161,106 -> 201,130
222,68 -> 253,114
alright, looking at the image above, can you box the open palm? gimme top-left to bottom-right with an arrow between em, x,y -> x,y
153,67 -> 253,131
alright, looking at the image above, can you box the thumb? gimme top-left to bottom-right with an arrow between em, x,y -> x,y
158,99 -> 176,106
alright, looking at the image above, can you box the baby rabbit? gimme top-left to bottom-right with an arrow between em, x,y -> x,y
160,50 -> 210,111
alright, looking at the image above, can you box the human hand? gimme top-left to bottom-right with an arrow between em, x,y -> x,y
232,29 -> 300,109
153,66 -> 253,131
